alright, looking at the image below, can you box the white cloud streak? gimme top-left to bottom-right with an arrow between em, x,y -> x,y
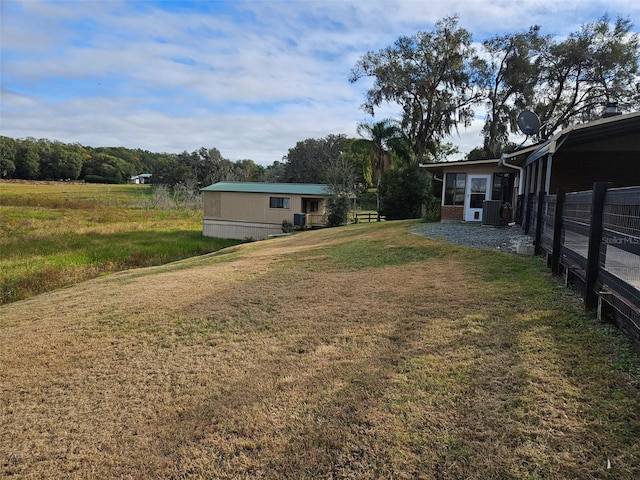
1,0 -> 638,165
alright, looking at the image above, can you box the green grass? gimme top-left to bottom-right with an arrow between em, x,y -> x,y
316,241 -> 439,270
0,181 -> 241,304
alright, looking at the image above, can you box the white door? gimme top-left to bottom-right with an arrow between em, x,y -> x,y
464,174 -> 491,221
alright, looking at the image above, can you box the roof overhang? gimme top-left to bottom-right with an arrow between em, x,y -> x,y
421,158 -> 501,177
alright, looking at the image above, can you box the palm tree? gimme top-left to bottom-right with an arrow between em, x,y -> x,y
352,119 -> 410,211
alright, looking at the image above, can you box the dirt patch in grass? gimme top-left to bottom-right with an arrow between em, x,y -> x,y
1,222 -> 639,479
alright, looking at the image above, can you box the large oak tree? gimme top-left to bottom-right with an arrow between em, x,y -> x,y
533,15 -> 640,139
349,16 -> 487,163
481,26 -> 548,157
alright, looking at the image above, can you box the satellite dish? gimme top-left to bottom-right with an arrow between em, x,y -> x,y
517,110 -> 540,135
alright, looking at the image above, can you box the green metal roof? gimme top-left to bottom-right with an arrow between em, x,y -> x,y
201,182 -> 332,195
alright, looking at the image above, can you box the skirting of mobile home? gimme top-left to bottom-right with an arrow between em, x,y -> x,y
203,219 -> 283,241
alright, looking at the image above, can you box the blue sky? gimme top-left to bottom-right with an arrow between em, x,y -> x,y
1,0 -> 639,165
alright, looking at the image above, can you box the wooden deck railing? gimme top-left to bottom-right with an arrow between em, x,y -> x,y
307,213 -> 328,227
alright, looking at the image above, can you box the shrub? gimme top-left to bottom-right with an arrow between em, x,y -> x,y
282,220 -> 294,233
379,164 -> 430,220
422,200 -> 441,223
327,194 -> 351,227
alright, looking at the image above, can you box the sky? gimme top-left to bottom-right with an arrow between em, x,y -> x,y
1,0 -> 639,166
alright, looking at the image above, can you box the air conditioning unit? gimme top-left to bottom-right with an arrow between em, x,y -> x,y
293,212 -> 306,227
482,200 -> 502,226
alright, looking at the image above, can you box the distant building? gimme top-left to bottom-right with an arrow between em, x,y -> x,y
129,173 -> 152,184
201,182 -> 333,240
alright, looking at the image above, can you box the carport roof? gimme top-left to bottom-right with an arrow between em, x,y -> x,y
502,111 -> 640,167
201,182 -> 332,196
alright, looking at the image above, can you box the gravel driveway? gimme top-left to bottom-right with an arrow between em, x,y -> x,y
410,222 -> 534,254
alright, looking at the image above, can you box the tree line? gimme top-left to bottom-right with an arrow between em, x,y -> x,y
0,137 -> 270,187
0,134 -> 378,192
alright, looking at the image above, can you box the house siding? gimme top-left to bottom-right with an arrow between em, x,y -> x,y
444,164 -> 513,175
208,191 -> 222,217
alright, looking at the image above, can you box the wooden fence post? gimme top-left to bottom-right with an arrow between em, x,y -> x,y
584,182 -> 612,310
551,189 -> 566,275
534,190 -> 546,255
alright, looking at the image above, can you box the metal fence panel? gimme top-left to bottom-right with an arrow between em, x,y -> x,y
529,185 -> 639,347
563,190 -> 593,224
540,194 -> 556,251
602,186 -> 640,293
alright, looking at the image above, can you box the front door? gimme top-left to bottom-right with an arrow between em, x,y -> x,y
464,174 -> 491,221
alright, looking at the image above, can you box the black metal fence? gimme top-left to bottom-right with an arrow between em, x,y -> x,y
524,183 -> 640,346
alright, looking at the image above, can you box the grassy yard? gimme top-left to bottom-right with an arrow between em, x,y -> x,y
1,218 -> 638,479
0,181 -> 241,304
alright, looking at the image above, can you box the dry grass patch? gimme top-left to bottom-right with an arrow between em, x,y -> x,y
1,221 -> 639,479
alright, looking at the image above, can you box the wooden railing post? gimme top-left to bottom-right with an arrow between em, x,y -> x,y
551,189 -> 566,275
584,182 -> 612,310
534,190 -> 546,255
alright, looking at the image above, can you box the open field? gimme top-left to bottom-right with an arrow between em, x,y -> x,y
1,220 -> 638,479
0,181 -> 241,304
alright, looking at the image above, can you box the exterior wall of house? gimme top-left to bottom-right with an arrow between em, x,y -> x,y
434,163 -> 516,223
443,164 -> 514,175
441,206 -> 464,222
202,190 -> 329,240
203,191 -> 327,223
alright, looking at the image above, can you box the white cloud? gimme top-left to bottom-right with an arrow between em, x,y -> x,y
1,0 -> 638,165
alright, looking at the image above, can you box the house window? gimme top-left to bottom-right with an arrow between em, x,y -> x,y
444,173 -> 466,206
269,196 -> 290,209
492,173 -> 512,202
309,200 -> 319,212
